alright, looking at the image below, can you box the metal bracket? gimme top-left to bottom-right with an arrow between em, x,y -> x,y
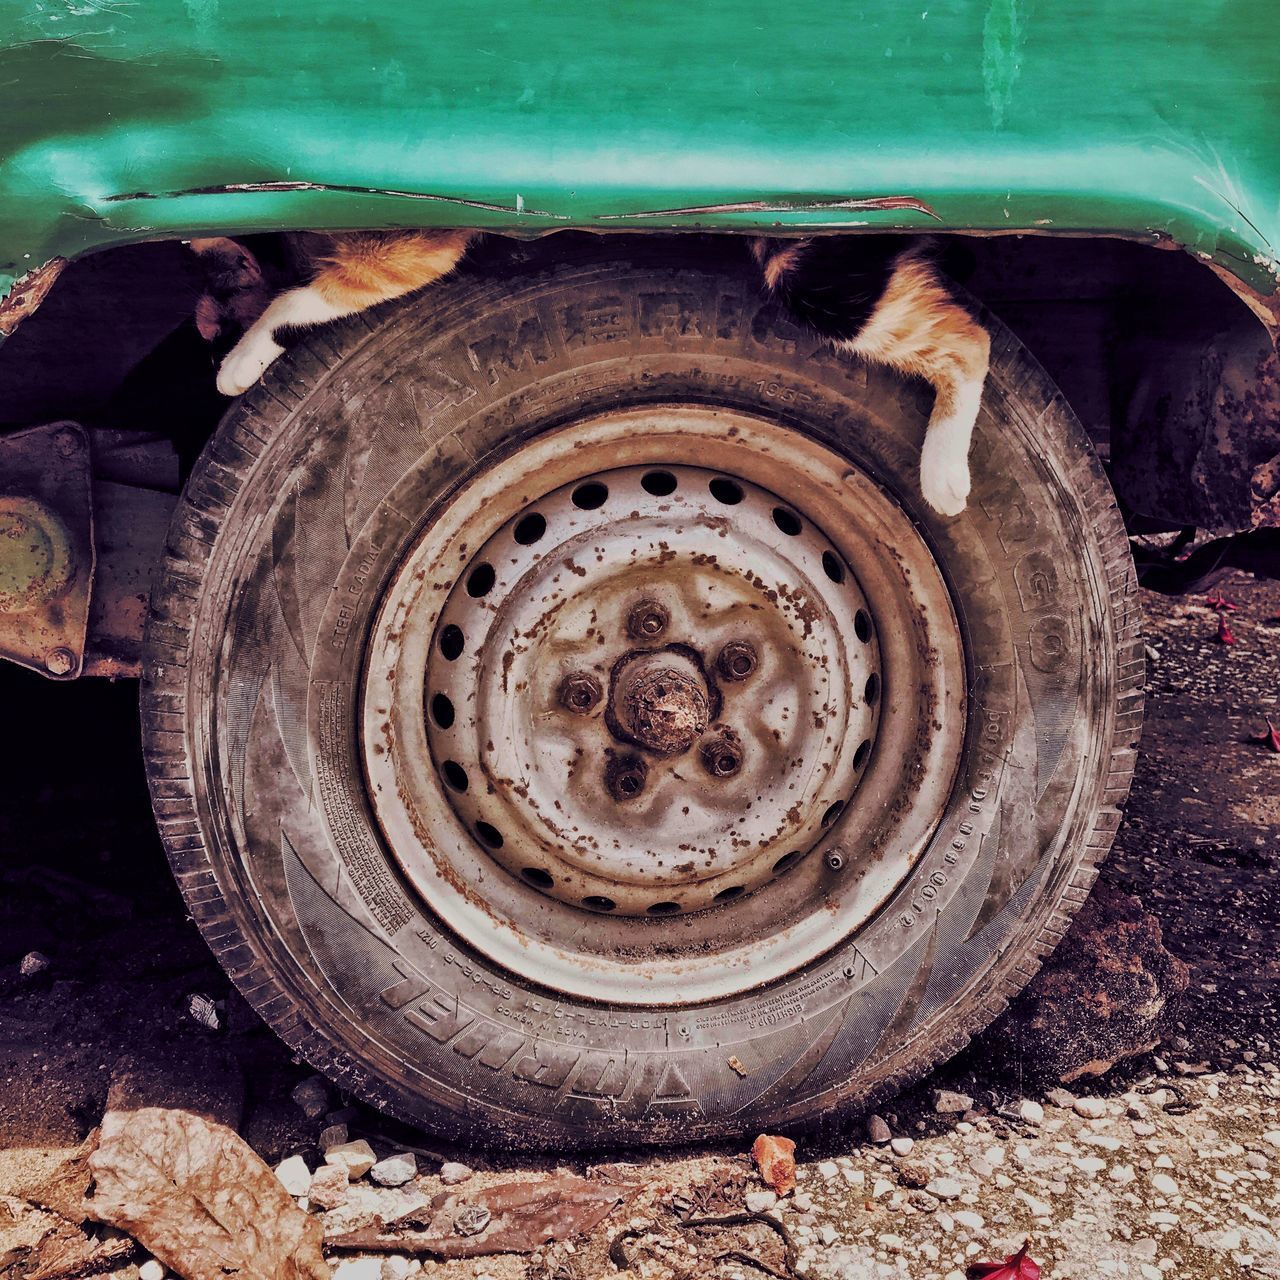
0,422 -> 95,678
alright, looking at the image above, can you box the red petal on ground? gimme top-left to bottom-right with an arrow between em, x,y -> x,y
967,1241 -> 1042,1280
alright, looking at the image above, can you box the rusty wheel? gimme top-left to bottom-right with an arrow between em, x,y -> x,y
142,236 -> 1141,1146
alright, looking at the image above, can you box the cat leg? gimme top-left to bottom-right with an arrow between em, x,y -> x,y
843,249 -> 990,517
754,238 -> 989,516
216,285 -> 351,395
216,228 -> 476,396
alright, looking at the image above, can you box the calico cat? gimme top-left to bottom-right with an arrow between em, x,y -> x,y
201,230 -> 988,516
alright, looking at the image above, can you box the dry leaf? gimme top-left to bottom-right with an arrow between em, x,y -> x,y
750,1134 -> 796,1195
327,1174 -> 637,1257
86,1107 -> 329,1280
967,1241 -> 1042,1280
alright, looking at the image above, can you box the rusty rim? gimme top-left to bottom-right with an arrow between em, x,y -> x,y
362,407 -> 965,1004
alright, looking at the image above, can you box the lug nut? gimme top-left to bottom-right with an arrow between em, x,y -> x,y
716,640 -> 758,682
700,733 -> 743,778
627,599 -> 669,640
44,647 -> 75,677
558,672 -> 602,714
825,850 -> 846,872
605,753 -> 648,801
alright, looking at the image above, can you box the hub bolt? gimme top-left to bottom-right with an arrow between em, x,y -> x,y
605,753 -> 648,802
44,647 -> 75,677
716,640 -> 758,682
825,850 -> 846,871
700,733 -> 743,778
627,599 -> 669,640
558,672 -> 602,714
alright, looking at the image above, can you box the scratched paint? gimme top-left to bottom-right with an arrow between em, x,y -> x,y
982,0 -> 1025,129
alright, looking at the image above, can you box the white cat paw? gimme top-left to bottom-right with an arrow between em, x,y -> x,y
216,335 -> 284,396
919,446 -> 971,517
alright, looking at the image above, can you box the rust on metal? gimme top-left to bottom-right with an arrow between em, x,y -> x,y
0,256 -> 67,338
596,195 -> 941,221
613,657 -> 709,757
625,597 -> 669,639
715,638 -> 758,682
700,730 -> 744,778
558,671 -> 602,714
0,422 -> 94,679
604,751 -> 649,802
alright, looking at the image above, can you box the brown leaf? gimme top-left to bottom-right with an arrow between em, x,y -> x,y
86,1107 -> 329,1280
0,1195 -> 141,1280
327,1174 -> 638,1257
750,1134 -> 796,1196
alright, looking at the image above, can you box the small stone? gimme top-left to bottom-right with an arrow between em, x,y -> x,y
333,1262 -> 381,1280
816,1160 -> 839,1181
792,1192 -> 814,1212
872,1177 -> 895,1199
819,1224 -> 839,1246
380,1260 -> 411,1280
866,1114 -> 891,1144
454,1203 -> 491,1236
370,1152 -> 417,1187
908,1189 -> 939,1213
879,1233 -> 908,1252
439,1161 -> 473,1185
325,1139 -> 378,1181
1016,1190 -> 1052,1217
898,1161 -> 931,1189
307,1163 -> 349,1209
1131,1121 -> 1157,1136
139,1261 -> 165,1280
953,1210 -> 985,1231
18,951 -> 50,979
274,1155 -> 312,1197
933,1089 -> 974,1114
890,1137 -> 915,1156
318,1123 -> 349,1152
1073,1097 -> 1108,1119
1110,1164 -> 1136,1184
1017,1099 -> 1045,1124
746,1190 -> 778,1213
291,1075 -> 331,1120
1151,1173 -> 1179,1197
1046,1088 -> 1076,1108
926,1177 -> 963,1200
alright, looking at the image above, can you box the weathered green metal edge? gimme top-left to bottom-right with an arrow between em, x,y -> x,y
2,2 -> 1277,316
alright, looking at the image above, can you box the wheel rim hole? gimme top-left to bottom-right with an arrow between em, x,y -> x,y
441,760 -> 469,792
583,895 -> 617,912
853,738 -> 872,770
772,852 -> 800,875
822,799 -> 846,828
641,470 -> 677,497
647,901 -> 681,915
513,512 -> 547,545
475,821 -> 503,849
438,625 -> 464,661
521,867 -> 554,889
618,773 -> 642,797
822,550 -> 846,584
772,507 -> 802,536
854,609 -> 873,643
864,672 -> 880,705
430,693 -> 455,730
572,481 -> 609,510
466,563 -> 496,598
709,477 -> 743,505
714,885 -> 745,903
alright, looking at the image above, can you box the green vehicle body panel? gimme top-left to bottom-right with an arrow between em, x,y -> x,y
1,1 -> 1278,308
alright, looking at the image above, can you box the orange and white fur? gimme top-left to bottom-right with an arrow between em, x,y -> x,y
204,229 -> 476,398
200,230 -> 988,516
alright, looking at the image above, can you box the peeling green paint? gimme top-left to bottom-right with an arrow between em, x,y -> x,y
1,1 -> 1277,310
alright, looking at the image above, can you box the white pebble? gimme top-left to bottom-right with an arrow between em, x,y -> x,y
745,1190 -> 777,1213
274,1155 -> 311,1197
891,1137 -> 915,1156
370,1152 -> 416,1187
927,1177 -> 963,1200
139,1262 -> 165,1280
1073,1097 -> 1108,1119
1151,1173 -> 1179,1196
325,1139 -> 377,1181
439,1160 -> 473,1185
1018,1099 -> 1044,1124
333,1261 -> 381,1280
819,1224 -> 839,1246
952,1210 -> 985,1231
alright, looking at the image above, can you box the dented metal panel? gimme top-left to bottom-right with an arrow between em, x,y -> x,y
0,2 -> 1278,322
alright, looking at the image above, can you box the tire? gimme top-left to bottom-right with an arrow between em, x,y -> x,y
141,235 -> 1143,1147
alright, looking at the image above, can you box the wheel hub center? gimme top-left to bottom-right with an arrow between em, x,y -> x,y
611,652 -> 710,756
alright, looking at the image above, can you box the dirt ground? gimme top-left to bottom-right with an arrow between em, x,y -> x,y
2,574 -> 1278,1280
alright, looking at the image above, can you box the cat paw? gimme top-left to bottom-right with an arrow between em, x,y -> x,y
919,447 -> 971,517
216,336 -> 283,396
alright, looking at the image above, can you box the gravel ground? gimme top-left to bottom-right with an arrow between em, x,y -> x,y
1,575 -> 1278,1280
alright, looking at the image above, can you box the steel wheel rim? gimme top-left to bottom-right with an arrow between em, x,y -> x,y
362,406 -> 966,1005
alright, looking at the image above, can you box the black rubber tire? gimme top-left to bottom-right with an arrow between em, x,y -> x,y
141,235 -> 1143,1148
